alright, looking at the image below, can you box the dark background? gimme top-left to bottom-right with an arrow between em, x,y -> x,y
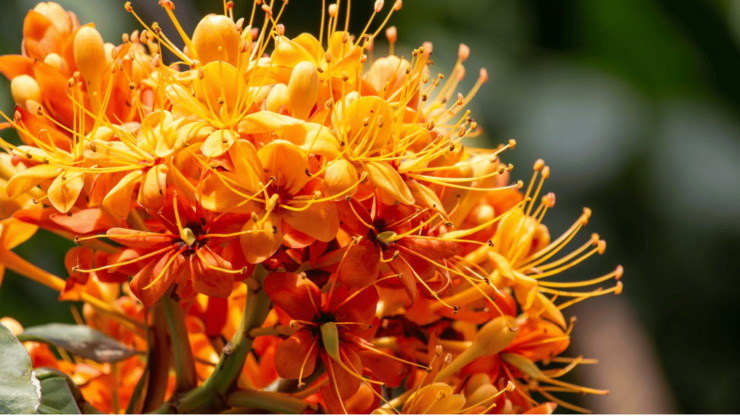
1,0 -> 739,413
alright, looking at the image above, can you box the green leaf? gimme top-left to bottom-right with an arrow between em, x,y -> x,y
38,377 -> 80,414
0,323 -> 41,414
34,369 -> 82,415
18,324 -> 135,363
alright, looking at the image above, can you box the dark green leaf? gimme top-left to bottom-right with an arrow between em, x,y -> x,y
18,324 -> 135,363
0,323 -> 41,414
37,377 -> 80,414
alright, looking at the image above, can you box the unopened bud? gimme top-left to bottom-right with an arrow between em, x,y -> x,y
11,75 -> 41,107
192,15 -> 241,66
288,61 -> 319,120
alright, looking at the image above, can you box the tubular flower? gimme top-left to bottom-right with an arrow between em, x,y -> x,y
0,1 -> 623,414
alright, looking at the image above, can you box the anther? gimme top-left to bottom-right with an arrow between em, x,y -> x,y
516,180 -> 524,189
374,0 -> 384,13
124,2 -> 133,12
262,4 -> 273,16
615,265 -> 624,280
487,240 -> 494,247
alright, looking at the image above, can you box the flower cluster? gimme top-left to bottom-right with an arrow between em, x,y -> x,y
0,1 -> 623,414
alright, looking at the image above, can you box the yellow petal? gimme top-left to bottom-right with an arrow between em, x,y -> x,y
257,140 -> 311,194
324,159 -> 358,200
194,61 -> 246,117
84,140 -> 141,168
236,111 -> 303,135
240,212 -> 283,264
166,84 -> 213,121
201,128 -> 238,158
137,164 -> 168,210
406,179 -> 446,217
292,33 -> 323,62
363,161 -> 414,205
280,123 -> 341,158
271,37 -> 317,68
282,201 -> 339,242
102,170 -> 143,218
0,217 -> 38,250
513,272 -> 538,310
6,164 -> 61,198
339,96 -> 393,154
229,140 -> 264,193
47,172 -> 85,213
196,171 -> 260,214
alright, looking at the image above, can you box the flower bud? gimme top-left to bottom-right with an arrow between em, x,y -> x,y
43,53 -> 64,72
265,83 -> 290,114
74,26 -> 106,112
11,75 -> 42,107
288,61 -> 319,120
192,15 -> 241,66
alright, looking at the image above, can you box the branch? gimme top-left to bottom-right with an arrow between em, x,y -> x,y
161,292 -> 197,393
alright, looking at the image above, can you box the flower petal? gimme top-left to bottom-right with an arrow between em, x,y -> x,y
264,271 -> 320,322
282,201 -> 339,243
239,212 -> 283,264
274,328 -> 318,379
338,238 -> 379,288
47,171 -> 84,213
102,170 -> 143,218
363,161 -> 414,205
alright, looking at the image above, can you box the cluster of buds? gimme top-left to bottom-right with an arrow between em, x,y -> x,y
0,1 -> 622,414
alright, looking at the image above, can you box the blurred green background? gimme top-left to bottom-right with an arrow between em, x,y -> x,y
2,0 -> 740,413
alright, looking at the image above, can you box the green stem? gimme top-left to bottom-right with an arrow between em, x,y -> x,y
160,267 -> 272,413
226,389 -> 315,414
141,305 -> 171,413
161,293 -> 197,393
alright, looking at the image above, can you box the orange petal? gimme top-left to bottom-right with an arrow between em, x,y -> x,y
106,228 -> 177,249
201,128 -> 238,158
129,249 -> 183,307
49,208 -> 121,235
324,159 -> 358,200
239,212 -> 283,264
274,328 -> 318,379
191,248 -> 234,298
332,286 -> 378,327
398,236 -> 457,260
0,55 -> 35,80
363,161 -> 414,205
257,140 -> 311,193
264,272 -> 320,322
338,238 -> 379,288
6,164 -> 61,198
282,201 -> 339,243
323,347 -> 363,400
102,170 -> 143,218
0,218 -> 38,250
228,139 -> 264,193
137,164 -> 168,210
47,172 -> 84,213
237,111 -> 303,135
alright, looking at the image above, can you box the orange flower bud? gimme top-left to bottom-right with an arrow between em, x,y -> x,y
10,75 -> 41,107
288,61 -> 318,120
74,26 -> 106,112
192,15 -> 241,66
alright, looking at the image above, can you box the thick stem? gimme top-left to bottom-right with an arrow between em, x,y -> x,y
162,267 -> 272,413
141,304 -> 171,413
161,292 -> 198,393
226,389 -> 315,414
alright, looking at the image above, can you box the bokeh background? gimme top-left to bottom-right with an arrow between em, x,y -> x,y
2,0 -> 739,413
